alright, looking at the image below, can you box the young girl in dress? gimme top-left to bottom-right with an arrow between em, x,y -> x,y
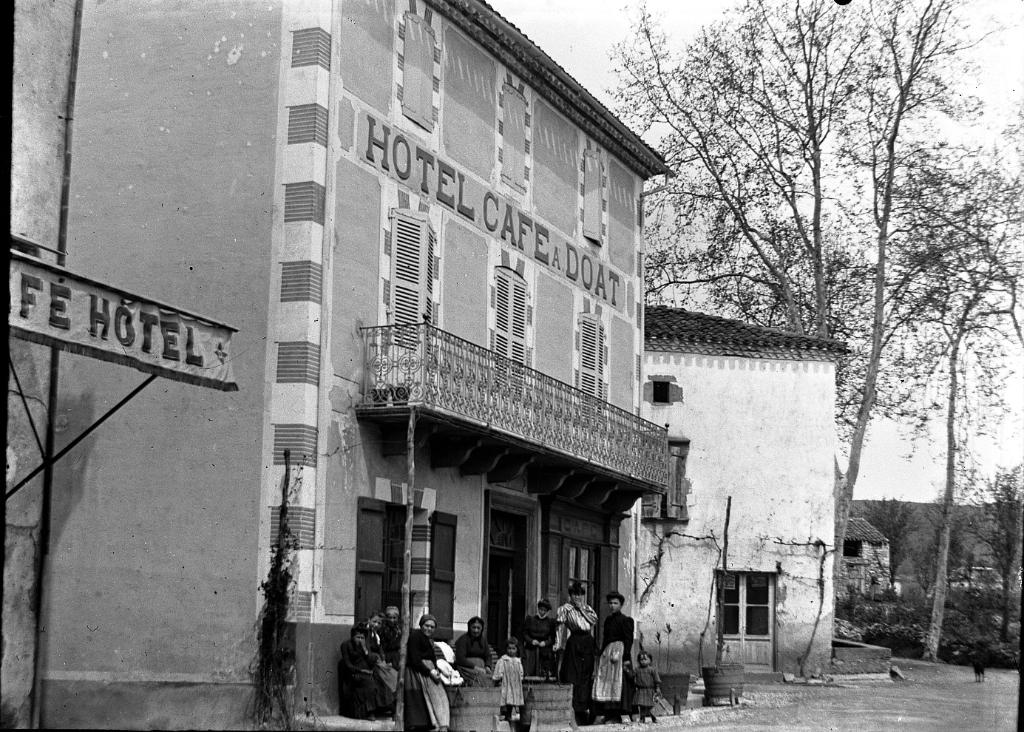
492,638 -> 525,722
632,651 -> 662,723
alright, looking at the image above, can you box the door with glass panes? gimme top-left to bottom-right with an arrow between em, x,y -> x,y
720,572 -> 774,671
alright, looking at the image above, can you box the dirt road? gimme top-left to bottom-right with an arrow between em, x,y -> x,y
588,659 -> 1018,731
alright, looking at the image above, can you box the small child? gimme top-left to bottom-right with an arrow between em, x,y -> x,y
492,638 -> 525,722
632,651 -> 662,723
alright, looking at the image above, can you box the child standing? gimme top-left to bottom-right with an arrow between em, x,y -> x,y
632,651 -> 662,723
492,638 -> 525,722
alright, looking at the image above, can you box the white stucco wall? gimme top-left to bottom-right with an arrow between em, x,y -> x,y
635,350 -> 837,676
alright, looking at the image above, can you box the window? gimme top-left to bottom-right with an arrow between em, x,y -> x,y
390,210 -> 436,328
501,85 -> 527,190
355,498 -> 406,620
652,380 -> 670,404
843,540 -> 862,558
719,572 -> 772,637
577,314 -> 606,400
582,149 -> 602,244
493,267 -> 528,365
566,542 -> 597,606
402,13 -> 435,131
642,438 -> 690,520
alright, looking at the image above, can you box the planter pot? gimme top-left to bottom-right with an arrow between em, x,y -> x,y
701,664 -> 745,707
657,673 -> 691,715
522,682 -> 574,730
447,685 -> 502,732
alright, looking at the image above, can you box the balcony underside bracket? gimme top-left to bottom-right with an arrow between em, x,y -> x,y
526,468 -> 583,495
487,453 -> 536,484
430,436 -> 484,469
460,445 -> 511,476
559,475 -> 596,500
603,489 -> 647,514
578,480 -> 619,509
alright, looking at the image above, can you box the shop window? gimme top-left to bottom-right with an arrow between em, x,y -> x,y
430,511 -> 458,639
402,13 -> 435,131
492,267 -> 529,365
501,85 -> 527,190
390,209 -> 435,329
355,498 -> 406,621
642,438 -> 690,521
576,314 -> 606,400
582,149 -> 602,244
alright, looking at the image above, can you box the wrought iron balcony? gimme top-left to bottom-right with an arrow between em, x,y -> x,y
357,323 -> 669,491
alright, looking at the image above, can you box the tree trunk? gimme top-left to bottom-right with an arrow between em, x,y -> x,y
1002,490 -> 1023,642
924,338 -> 961,661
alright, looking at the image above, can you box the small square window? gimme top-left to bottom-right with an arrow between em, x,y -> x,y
652,380 -> 670,404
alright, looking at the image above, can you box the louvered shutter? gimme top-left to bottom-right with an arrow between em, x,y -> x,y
403,13 -> 435,131
494,268 -> 528,365
583,150 -> 602,244
666,440 -> 690,520
641,492 -> 663,520
390,210 -> 434,328
578,315 -> 606,399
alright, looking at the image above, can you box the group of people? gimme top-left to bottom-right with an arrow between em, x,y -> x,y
340,583 -> 663,729
556,582 -> 663,725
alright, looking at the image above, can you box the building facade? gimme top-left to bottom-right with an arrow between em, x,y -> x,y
634,307 -> 846,676
31,0 -> 670,726
839,517 -> 892,598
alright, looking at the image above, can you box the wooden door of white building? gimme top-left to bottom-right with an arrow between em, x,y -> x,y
720,572 -> 775,671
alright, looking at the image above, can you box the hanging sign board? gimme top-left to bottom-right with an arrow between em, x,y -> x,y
9,250 -> 238,391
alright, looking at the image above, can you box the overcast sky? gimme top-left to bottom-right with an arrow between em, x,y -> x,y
488,0 -> 1024,503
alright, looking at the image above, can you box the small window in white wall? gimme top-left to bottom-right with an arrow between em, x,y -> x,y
577,313 -> 606,400
390,209 -> 435,327
493,267 -> 529,366
402,13 -> 435,131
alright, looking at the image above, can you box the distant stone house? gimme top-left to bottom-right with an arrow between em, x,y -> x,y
840,517 -> 891,597
634,306 -> 848,675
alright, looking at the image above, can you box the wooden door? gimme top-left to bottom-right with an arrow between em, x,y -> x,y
720,572 -> 774,671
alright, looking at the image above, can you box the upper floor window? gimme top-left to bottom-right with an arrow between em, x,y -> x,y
390,209 -> 435,327
492,267 -> 529,366
402,13 -> 435,131
582,149 -> 602,244
652,380 -> 670,404
576,313 -> 606,400
501,85 -> 527,190
843,540 -> 863,558
643,438 -> 691,521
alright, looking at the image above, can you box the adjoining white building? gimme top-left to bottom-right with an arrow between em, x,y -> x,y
634,306 -> 847,676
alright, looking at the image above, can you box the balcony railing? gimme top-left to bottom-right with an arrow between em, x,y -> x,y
358,323 -> 669,488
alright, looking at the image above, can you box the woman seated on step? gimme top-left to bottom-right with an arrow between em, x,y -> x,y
453,616 -> 495,686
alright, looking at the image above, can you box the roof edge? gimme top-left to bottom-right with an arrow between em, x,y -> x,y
426,0 -> 673,179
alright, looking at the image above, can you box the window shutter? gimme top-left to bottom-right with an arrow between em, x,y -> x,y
501,85 -> 527,189
390,210 -> 434,327
356,498 -> 387,621
583,150 -> 602,244
494,267 -> 528,365
577,314 -> 606,399
666,440 -> 690,520
430,511 -> 458,640
402,13 -> 435,131
641,492 -> 663,520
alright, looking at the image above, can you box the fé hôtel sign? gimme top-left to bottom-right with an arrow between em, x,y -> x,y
359,112 -> 627,313
9,250 -> 238,391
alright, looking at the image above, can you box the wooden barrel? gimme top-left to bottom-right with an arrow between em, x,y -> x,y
701,664 -> 744,706
522,682 -> 574,731
446,685 -> 503,732
658,672 -> 691,714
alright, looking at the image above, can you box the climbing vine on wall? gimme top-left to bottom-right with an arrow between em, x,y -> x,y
250,450 -> 303,729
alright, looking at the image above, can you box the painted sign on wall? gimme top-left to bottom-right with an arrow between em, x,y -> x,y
359,111 -> 628,312
9,250 -> 238,391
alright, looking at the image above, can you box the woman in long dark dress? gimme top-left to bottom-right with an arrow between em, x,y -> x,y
454,616 -> 493,686
338,623 -> 381,719
404,614 -> 450,732
592,590 -> 634,723
521,599 -> 556,678
554,582 -> 599,725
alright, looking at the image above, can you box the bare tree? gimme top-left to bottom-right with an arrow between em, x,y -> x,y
614,0 -> 1002,600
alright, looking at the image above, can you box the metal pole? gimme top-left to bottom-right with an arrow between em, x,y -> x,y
394,408 -> 418,729
30,0 -> 84,724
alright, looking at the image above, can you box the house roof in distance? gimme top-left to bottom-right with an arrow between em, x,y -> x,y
645,306 -> 849,361
846,517 -> 888,545
430,0 -> 672,179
